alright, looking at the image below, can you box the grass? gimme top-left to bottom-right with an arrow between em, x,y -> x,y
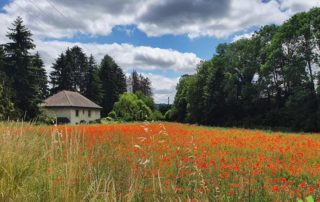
0,122 -> 319,201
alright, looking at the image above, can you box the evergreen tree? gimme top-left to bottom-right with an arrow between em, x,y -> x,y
0,46 -> 15,119
0,45 -> 5,73
31,52 -> 49,99
84,55 -> 103,104
99,55 -> 126,116
50,53 -> 72,94
131,70 -> 140,93
140,75 -> 152,97
49,46 -> 88,94
129,70 -> 152,96
0,75 -> 15,120
4,17 -> 45,119
68,46 -> 88,93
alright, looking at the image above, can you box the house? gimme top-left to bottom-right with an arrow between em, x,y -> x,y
42,90 -> 102,124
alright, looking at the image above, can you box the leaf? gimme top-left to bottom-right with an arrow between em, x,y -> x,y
306,196 -> 314,202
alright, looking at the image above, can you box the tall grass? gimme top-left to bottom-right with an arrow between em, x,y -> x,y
0,122 -> 173,201
0,122 -> 319,201
0,123 -> 123,201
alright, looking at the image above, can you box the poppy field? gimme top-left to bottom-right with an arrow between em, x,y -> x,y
0,122 -> 320,201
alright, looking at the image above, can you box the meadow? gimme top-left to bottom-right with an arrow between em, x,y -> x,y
0,122 -> 319,201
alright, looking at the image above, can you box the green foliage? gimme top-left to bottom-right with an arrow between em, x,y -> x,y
152,110 -> 164,120
3,17 -> 47,120
164,109 -> 174,121
0,78 -> 15,120
31,53 -> 49,100
171,8 -> 320,132
107,111 -> 117,119
35,109 -> 56,125
112,93 -> 152,121
171,75 -> 195,122
135,90 -> 155,111
84,55 -> 103,104
50,46 -> 89,95
99,55 -> 127,116
129,70 -> 152,97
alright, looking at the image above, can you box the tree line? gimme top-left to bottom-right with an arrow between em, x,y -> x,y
169,8 -> 320,132
0,17 -> 155,121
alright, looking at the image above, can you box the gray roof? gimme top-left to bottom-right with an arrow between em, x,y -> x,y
43,90 -> 102,109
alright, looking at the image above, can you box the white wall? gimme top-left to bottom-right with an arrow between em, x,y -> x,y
45,107 -> 101,124
69,108 -> 101,124
45,107 -> 72,123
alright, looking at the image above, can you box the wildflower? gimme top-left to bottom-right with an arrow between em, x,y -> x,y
272,186 -> 279,191
300,181 -> 307,189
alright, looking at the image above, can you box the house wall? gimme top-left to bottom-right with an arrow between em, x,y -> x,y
45,107 -> 72,123
69,108 -> 101,124
45,107 -> 101,124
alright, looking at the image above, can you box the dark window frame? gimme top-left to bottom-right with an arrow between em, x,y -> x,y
88,110 -> 91,117
76,109 -> 79,117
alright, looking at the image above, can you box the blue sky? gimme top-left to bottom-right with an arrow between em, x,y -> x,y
0,0 -> 319,103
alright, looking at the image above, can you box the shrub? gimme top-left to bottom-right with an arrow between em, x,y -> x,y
112,93 -> 152,121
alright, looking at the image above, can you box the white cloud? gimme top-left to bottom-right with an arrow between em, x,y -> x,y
279,0 -> 320,13
143,73 -> 180,104
232,32 -> 255,42
0,0 -> 318,39
33,40 -> 198,103
0,13 -> 12,43
35,40 -> 201,74
1,0 -> 319,104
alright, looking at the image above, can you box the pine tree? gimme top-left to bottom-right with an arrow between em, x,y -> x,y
49,46 -> 89,94
50,53 -> 70,94
130,70 -> 152,96
4,17 -> 45,120
31,52 -> 49,99
0,45 -> 5,73
69,46 -> 88,93
140,76 -> 152,97
84,55 -> 103,104
0,46 -> 15,119
131,70 -> 140,93
99,55 -> 126,116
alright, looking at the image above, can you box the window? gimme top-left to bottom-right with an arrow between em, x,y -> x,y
88,110 -> 91,117
76,110 -> 79,117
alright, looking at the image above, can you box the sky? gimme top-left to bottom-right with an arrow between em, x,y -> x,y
0,0 -> 319,103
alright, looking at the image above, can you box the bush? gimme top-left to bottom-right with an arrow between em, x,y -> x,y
152,110 -> 164,121
108,111 -> 117,119
36,109 -> 56,125
112,93 -> 152,121
164,109 -> 174,121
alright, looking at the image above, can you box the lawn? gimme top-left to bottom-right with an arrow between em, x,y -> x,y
0,122 -> 319,201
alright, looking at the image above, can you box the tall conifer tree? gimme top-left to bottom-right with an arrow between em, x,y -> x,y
4,17 -> 46,119
84,55 -> 103,104
99,55 -> 126,115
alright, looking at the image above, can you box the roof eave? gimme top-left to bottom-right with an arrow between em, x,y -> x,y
43,105 -> 103,109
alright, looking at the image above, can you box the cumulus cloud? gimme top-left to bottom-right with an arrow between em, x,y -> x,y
0,0 -> 319,39
138,0 -> 231,36
142,73 -> 180,104
232,32 -> 255,42
1,0 -> 319,103
0,13 -> 12,43
34,41 -> 201,74
279,0 -> 320,13
33,41 -> 198,103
